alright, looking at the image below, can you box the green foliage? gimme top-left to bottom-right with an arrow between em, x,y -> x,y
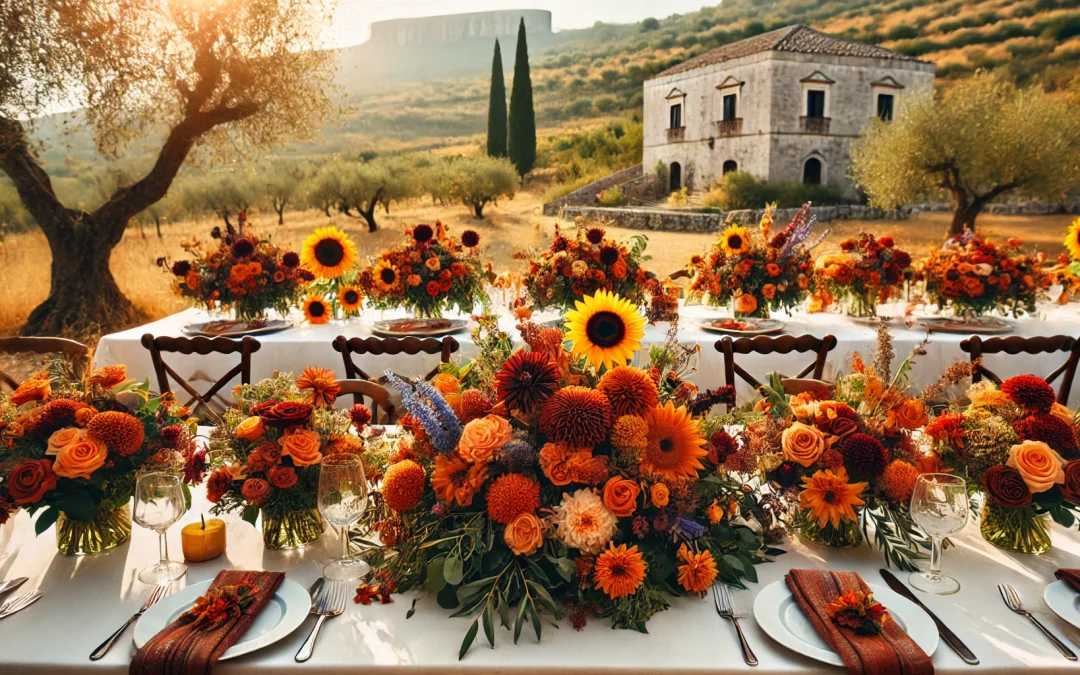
667,187 -> 689,207
486,39 -> 508,159
303,156 -> 421,231
508,19 -> 536,177
446,155 -> 520,218
704,171 -> 848,210
596,185 -> 627,206
537,120 -> 642,186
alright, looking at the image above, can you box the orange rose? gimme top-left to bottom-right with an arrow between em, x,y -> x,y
733,293 -> 758,316
962,277 -> 984,297
539,443 -> 574,486
762,283 -> 777,300
766,263 -> 781,277
431,373 -> 461,395
602,476 -> 641,517
46,427 -> 86,456
279,428 -> 324,467
52,437 -> 108,479
241,478 -> 271,505
1052,403 -> 1075,427
888,398 -> 928,431
235,416 -> 265,442
781,422 -> 825,467
457,415 -> 512,463
9,377 -> 50,406
1006,440 -> 1064,493
650,482 -> 670,507
504,512 -> 544,556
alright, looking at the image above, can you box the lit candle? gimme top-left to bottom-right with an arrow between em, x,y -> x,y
181,515 -> 226,562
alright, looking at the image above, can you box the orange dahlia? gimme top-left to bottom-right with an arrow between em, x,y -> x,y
430,453 -> 488,507
486,473 -> 541,524
799,467 -> 867,529
383,459 -> 426,512
539,386 -> 613,448
880,460 -> 920,503
296,366 -> 341,408
676,544 -> 718,595
87,411 -> 145,457
597,366 -> 659,418
593,543 -> 647,599
641,402 -> 707,480
88,364 -> 128,389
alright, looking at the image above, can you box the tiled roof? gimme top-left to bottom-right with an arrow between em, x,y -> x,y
653,25 -> 927,78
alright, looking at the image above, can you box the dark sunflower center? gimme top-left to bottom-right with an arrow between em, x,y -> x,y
611,562 -> 627,577
314,239 -> 345,267
728,235 -> 743,249
343,290 -> 360,304
309,302 -> 326,318
585,311 -> 626,348
380,268 -> 397,284
659,438 -> 674,453
824,489 -> 837,503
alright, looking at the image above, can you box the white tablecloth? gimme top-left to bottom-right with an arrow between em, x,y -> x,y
95,304 -> 1080,407
3,480 -> 1080,673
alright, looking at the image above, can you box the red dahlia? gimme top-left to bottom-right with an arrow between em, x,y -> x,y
495,350 -> 561,414
586,227 -> 605,245
838,433 -> 889,480
1001,375 -> 1056,414
1013,413 -> 1079,458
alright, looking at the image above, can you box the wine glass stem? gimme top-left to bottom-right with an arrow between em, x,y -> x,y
341,526 -> 349,561
927,536 -> 943,581
159,531 -> 168,565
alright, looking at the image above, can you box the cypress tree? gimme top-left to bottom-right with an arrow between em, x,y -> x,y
486,39 -> 508,158
508,18 -> 536,177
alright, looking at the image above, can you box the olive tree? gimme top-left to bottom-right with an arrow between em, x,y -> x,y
449,155 -> 519,218
304,157 -> 419,232
0,0 -> 336,336
851,72 -> 1080,235
261,159 -> 307,225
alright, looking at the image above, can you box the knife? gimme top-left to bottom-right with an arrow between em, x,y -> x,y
880,569 -> 980,665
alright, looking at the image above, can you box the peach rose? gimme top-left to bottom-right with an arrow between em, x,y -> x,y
650,482 -> 669,507
888,398 -> 928,431
52,437 -> 108,479
733,293 -> 758,316
781,422 -> 826,467
504,512 -> 544,556
457,415 -> 512,463
1006,440 -> 1065,493
279,428 -> 323,467
602,476 -> 641,517
1052,403 -> 1075,427
46,427 -> 86,456
235,416 -> 265,441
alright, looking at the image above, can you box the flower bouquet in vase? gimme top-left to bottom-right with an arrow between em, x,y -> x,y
925,375 -> 1080,554
687,203 -> 821,321
299,226 -> 364,324
1048,219 -> 1080,304
0,364 -> 197,555
352,291 -> 775,657
206,368 -> 363,549
815,233 -> 912,319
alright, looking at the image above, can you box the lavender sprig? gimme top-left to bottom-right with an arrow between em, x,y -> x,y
384,371 -> 462,453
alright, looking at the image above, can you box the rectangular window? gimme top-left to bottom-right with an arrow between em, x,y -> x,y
806,90 -> 825,118
877,93 -> 894,121
722,94 -> 737,121
669,103 -> 682,129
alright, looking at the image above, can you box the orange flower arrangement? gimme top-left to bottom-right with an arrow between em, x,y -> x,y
815,233 -> 911,317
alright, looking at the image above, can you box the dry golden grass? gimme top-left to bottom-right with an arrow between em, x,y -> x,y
0,181 -> 1071,339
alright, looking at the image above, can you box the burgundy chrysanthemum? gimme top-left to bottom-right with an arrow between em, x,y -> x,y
1014,413 -> 1079,458
230,238 -> 255,258
160,424 -> 184,447
412,224 -> 434,244
281,251 -> 300,268
709,429 -> 736,464
838,432 -> 889,480
350,404 -> 373,431
495,350 -> 561,414
1001,375 -> 1056,414
586,227 -> 605,245
599,245 -> 620,266
461,230 -> 480,248
171,260 -> 192,277
539,386 -> 612,448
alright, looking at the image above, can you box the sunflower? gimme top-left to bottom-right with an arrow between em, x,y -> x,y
564,290 -> 646,371
640,402 -> 707,480
372,259 -> 402,293
296,366 -> 341,407
799,467 -> 867,529
719,224 -> 751,256
1066,217 -> 1080,261
335,285 -> 363,313
301,227 -> 357,279
303,294 -> 331,325
593,543 -> 647,599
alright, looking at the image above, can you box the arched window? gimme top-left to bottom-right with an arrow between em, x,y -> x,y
722,160 -> 738,175
803,158 -> 822,185
670,162 -> 682,191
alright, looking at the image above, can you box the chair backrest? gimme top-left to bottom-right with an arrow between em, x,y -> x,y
332,336 -> 459,383
336,379 -> 396,424
140,334 -> 261,419
0,337 -> 90,390
960,335 -> 1080,404
716,334 -> 838,402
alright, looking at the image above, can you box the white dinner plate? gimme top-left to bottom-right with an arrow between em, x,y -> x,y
182,319 -> 292,338
914,316 -> 1013,335
752,579 -> 938,667
134,578 -> 310,660
1044,579 -> 1080,630
699,318 -> 787,336
371,318 -> 469,337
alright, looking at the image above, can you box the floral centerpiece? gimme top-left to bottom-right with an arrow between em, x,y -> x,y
918,232 -> 1046,318
687,204 -> 821,319
0,364 -> 197,555
299,226 -> 364,324
1049,218 -> 1080,303
355,290 -> 774,656
517,222 -> 652,312
162,212 -> 311,321
360,222 -> 489,319
924,375 -> 1080,554
815,233 -> 912,318
205,367 -> 361,549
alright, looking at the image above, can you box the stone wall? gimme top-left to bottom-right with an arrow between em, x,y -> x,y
542,164 -> 643,216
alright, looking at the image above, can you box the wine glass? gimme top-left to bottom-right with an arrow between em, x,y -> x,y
318,454 -> 370,582
133,472 -> 188,584
909,473 -> 969,595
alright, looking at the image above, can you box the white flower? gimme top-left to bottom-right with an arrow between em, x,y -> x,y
550,488 -> 618,554
974,263 -> 993,276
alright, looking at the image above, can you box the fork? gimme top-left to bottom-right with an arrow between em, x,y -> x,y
713,583 -> 758,666
998,583 -> 1077,660
90,585 -> 169,661
0,591 -> 42,619
296,581 -> 347,662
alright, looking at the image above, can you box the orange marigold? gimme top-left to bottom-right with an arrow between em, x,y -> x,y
676,544 -> 718,594
486,473 -> 541,524
87,411 -> 145,457
880,460 -> 920,503
383,459 -> 426,513
430,453 -> 488,507
593,543 -> 647,599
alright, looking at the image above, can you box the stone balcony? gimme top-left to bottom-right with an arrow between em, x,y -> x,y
714,118 -> 743,136
799,116 -> 831,134
667,126 -> 685,142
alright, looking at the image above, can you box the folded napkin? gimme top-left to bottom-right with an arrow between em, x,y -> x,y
1056,569 -> 1080,593
785,569 -> 934,675
130,570 -> 284,675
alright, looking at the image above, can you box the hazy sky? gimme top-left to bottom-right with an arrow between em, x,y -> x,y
331,0 -> 712,47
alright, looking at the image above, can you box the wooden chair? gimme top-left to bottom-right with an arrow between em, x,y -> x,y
332,336 -> 460,385
960,335 -> 1080,404
336,379 -> 396,424
716,334 -> 838,407
140,334 -> 261,419
0,337 -> 90,390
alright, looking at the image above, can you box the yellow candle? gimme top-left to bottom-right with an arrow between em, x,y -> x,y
181,517 -> 226,562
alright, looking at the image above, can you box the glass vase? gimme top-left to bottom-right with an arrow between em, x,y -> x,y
731,296 -> 770,320
980,502 -> 1051,554
56,503 -> 132,556
844,293 -> 877,318
261,507 -> 325,550
798,508 -> 864,548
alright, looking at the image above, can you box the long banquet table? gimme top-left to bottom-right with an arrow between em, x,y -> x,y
3,479 -> 1080,673
95,303 -> 1080,407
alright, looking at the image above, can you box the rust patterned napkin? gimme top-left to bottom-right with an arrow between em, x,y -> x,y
785,569 -> 934,675
130,570 -> 285,675
1056,569 -> 1080,593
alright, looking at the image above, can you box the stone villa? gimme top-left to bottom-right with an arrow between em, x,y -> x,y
642,25 -> 936,196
